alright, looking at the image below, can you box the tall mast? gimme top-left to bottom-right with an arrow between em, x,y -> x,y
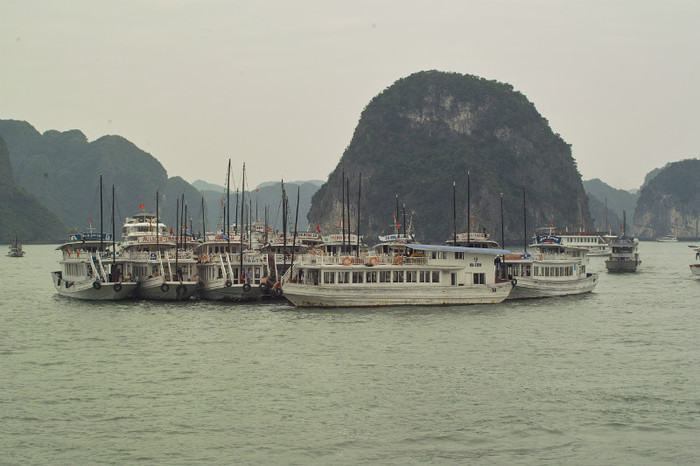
341,169 -> 346,254
240,163 -> 245,281
226,159 -> 231,251
112,184 -> 116,270
175,197 -> 180,272
291,185 -> 300,269
99,174 -> 104,251
523,184 -> 527,253
346,177 -> 350,254
500,192 -> 504,249
201,197 -> 206,242
356,174 -> 361,256
395,194 -> 399,235
156,188 -> 160,254
467,170 -> 471,247
452,181 -> 456,245
282,180 -> 287,270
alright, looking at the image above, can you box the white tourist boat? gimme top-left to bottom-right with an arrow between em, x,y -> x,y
120,212 -> 198,300
195,233 -> 273,301
281,244 -> 514,307
500,236 -> 598,300
605,235 -> 641,273
7,235 -> 25,257
534,227 -> 612,256
51,230 -> 137,300
690,248 -> 700,277
656,234 -> 678,242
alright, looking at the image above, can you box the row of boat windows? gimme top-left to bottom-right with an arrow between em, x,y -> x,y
533,265 -> 580,277
307,270 -> 486,285
322,270 -> 441,284
567,237 -> 603,244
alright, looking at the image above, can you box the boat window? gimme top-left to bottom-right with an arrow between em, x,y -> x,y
352,271 -> 363,283
393,271 -> 404,283
323,272 -> 335,284
366,271 -> 377,283
473,273 -> 486,285
455,252 -> 464,260
451,273 -> 457,285
406,271 -> 417,283
380,271 -> 391,283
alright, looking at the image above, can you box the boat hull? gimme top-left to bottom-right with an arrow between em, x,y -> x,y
690,264 -> 700,277
198,279 -> 266,301
52,272 -> 137,300
282,281 -> 514,308
507,273 -> 598,300
135,277 -> 198,300
605,259 -> 640,273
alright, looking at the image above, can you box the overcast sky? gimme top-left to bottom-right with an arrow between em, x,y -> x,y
2,0 -> 698,191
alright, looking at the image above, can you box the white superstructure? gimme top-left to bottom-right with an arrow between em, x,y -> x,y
281,244 -> 514,308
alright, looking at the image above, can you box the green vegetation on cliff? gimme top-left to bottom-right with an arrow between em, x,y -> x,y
0,136 -> 68,242
0,120 -> 205,238
308,71 -> 591,245
634,159 -> 700,239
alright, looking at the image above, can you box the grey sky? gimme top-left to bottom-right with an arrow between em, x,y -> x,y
2,0 -> 698,190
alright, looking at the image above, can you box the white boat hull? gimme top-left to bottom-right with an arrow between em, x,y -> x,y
282,281 -> 514,308
52,272 -> 137,300
507,273 -> 598,300
135,277 -> 198,300
198,279 -> 266,301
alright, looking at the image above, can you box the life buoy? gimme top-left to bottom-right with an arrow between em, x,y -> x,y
394,255 -> 403,265
369,256 -> 378,266
114,283 -> 122,292
342,256 -> 352,266
225,280 -> 232,287
160,283 -> 170,293
243,283 -> 251,292
93,281 -> 101,290
511,279 -> 517,286
274,287 -> 283,297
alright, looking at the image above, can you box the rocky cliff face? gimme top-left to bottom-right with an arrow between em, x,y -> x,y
307,71 -> 591,245
0,136 -> 68,242
0,120 -> 203,236
634,159 -> 700,240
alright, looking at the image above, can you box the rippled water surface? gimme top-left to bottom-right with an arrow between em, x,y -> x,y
1,242 -> 699,464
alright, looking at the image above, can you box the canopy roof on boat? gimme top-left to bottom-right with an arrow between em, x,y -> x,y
407,244 -> 510,256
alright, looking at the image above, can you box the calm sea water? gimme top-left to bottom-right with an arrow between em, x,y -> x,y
1,242 -> 698,465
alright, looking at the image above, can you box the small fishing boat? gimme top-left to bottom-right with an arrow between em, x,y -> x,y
7,235 -> 25,257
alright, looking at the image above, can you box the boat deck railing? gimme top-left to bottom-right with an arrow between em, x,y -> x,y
289,253 -> 428,267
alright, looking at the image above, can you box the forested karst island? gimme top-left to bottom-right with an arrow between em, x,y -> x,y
308,71 -> 591,244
